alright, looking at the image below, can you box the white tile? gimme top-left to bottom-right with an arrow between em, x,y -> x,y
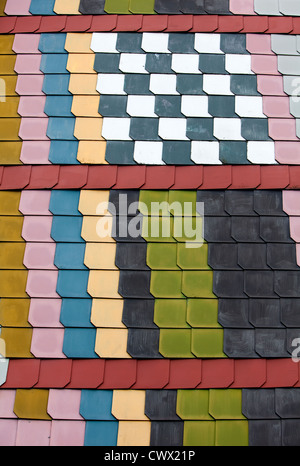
102,118 -> 132,140
247,141 -> 276,164
279,0 -> 300,15
202,74 -> 233,95
235,96 -> 266,118
194,33 -> 223,54
96,74 -> 125,95
133,141 -> 164,164
271,34 -> 299,55
214,118 -> 244,140
119,53 -> 148,74
181,95 -> 210,117
225,54 -> 253,74
171,54 -> 201,74
141,33 -> 170,53
91,33 -> 118,53
254,0 -> 282,15
149,74 -> 178,95
126,95 -> 156,117
0,358 -> 9,386
278,55 -> 300,75
191,141 -> 221,164
158,118 -> 188,140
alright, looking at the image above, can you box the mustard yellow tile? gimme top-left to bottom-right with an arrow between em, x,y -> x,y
14,389 -> 51,420
65,33 -> 93,53
0,118 -> 21,140
74,117 -> 104,141
0,217 -> 24,241
95,328 -> 130,358
0,55 -> 16,75
0,97 -> 20,117
81,216 -> 115,243
112,391 -> 148,421
77,140 -> 107,164
0,76 -> 18,97
84,243 -> 117,270
88,270 -> 121,298
0,36 -> 15,55
71,95 -> 100,117
67,54 -> 96,74
0,271 -> 28,297
91,299 -> 125,328
69,74 -> 98,95
53,0 -> 80,14
79,190 -> 110,215
117,421 -> 151,446
0,242 -> 26,269
0,142 -> 22,164
1,327 -> 33,358
0,0 -> 6,16
0,191 -> 22,215
0,298 -> 31,327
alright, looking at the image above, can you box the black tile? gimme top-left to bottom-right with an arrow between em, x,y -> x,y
208,243 -> 241,270
224,190 -> 256,216
286,328 -> 300,355
150,422 -> 184,447
248,299 -> 283,328
213,271 -> 246,298
244,271 -> 276,298
154,0 -> 181,14
281,299 -> 300,327
218,299 -> 252,328
127,328 -> 162,358
115,243 -> 149,271
204,0 -> 230,14
255,328 -> 289,357
79,0 -> 105,14
122,299 -> 156,329
260,216 -> 293,243
204,217 -> 235,243
274,271 -> 300,298
242,389 -> 278,420
223,329 -> 258,358
118,271 -> 153,298
112,215 -> 145,242
253,190 -> 286,217
197,191 -> 228,216
275,389 -> 300,419
145,390 -> 180,421
237,243 -> 269,270
267,243 -> 299,270
109,190 -> 140,217
249,420 -> 282,446
180,0 -> 205,14
231,217 -> 263,243
282,419 -> 300,446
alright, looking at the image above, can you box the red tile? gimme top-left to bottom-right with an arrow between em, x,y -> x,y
190,14 -> 218,32
2,359 -> 40,389
142,166 -> 175,189
114,166 -> 146,189
230,359 -> 267,388
34,360 -> 72,388
241,16 -> 269,33
172,166 -> 203,190
38,16 -> 68,33
230,165 -> 261,189
166,15 -> 194,32
63,15 -> 93,32
197,359 -> 234,388
12,16 -> 42,34
54,166 -> 88,190
0,17 -> 17,33
66,359 -> 105,389
263,359 -> 299,387
115,15 -> 143,31
165,359 -> 202,389
85,165 -> 118,189
0,166 -> 31,190
258,166 -> 290,190
88,15 -> 118,32
131,360 -> 170,389
292,18 -> 300,34
25,165 -> 60,190
141,14 -> 168,32
266,16 -> 293,34
200,166 -> 232,190
217,15 -> 244,32
288,166 -> 300,189
100,360 -> 137,389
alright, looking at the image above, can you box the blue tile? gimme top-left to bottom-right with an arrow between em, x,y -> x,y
54,243 -> 87,270
63,328 -> 98,358
60,298 -> 93,328
39,33 -> 67,54
29,0 -> 56,15
44,96 -> 73,117
80,390 -> 115,420
42,74 -> 71,95
40,54 -> 69,74
48,141 -> 79,164
47,117 -> 76,140
49,190 -> 81,216
51,216 -> 84,243
57,270 -> 90,298
84,421 -> 118,447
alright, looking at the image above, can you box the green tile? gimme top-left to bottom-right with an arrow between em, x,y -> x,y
215,420 -> 249,446
168,190 -> 197,216
142,216 -> 176,243
159,329 -> 194,358
198,54 -> 227,74
219,141 -> 248,165
208,96 -> 237,118
209,389 -> 246,420
129,0 -> 155,13
147,243 -> 180,270
177,390 -> 213,420
173,216 -> 204,244
187,299 -> 221,328
162,141 -> 193,165
182,271 -> 215,298
183,421 -> 215,446
150,271 -> 184,298
154,299 -> 189,328
191,329 -> 226,358
124,74 -> 151,95
155,96 -> 183,118
177,243 -> 210,270
104,0 -> 130,14
116,33 -> 143,53
176,75 -> 204,95
139,190 -> 170,216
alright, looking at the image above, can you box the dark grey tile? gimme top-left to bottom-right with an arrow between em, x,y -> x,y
238,243 -> 270,270
168,33 -> 196,53
118,271 -> 153,298
145,390 -> 181,421
213,271 -> 246,298
208,243 -> 241,270
220,34 -> 248,54
223,328 -> 258,358
204,217 -> 235,243
154,0 -> 181,13
186,118 -> 215,141
198,54 -> 227,74
105,141 -> 135,165
224,190 -> 256,216
241,118 -> 270,141
116,33 -> 143,53
274,271 -> 300,298
129,118 -> 160,141
162,141 -> 193,165
122,299 -> 156,329
260,217 -> 294,243
255,328 -> 289,357
244,271 -> 276,298
94,53 -> 121,73
127,328 -> 162,358
124,74 -> 151,95
286,328 -> 300,355
218,298 -> 252,328
109,190 -> 140,216
79,0 -> 105,14
282,419 -> 300,446
99,95 -> 128,117
249,299 -> 283,328
219,141 -> 249,165
267,243 -> 299,270
180,0 -> 205,14
204,0 -> 230,14
115,243 -> 149,270
231,217 -> 263,243
281,299 -> 300,327
242,389 -> 278,420
208,95 -> 237,117
112,215 -> 145,242
197,191 -> 228,216
230,75 -> 260,96
253,190 -> 286,217
249,420 -> 282,446
150,422 -> 184,447
176,74 -> 204,95
155,95 -> 183,118
145,54 -> 173,74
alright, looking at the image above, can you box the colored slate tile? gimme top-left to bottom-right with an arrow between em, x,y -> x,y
50,420 -> 85,447
209,389 -> 245,420
177,389 -> 213,420
205,0 -> 230,14
238,243 -> 269,270
176,74 -> 204,95
168,34 -> 196,54
154,299 -> 188,328
122,299 -> 156,329
231,216 -> 262,243
127,95 -> 156,118
147,243 -> 179,270
274,271 -> 300,298
219,141 -> 248,164
127,328 -> 161,358
47,117 -> 76,141
162,141 -> 193,165
150,74 -> 178,95
177,243 -> 210,270
84,421 -> 118,447
80,390 -> 115,421
150,271 -> 183,298
44,95 -> 73,118
42,74 -> 71,96
124,74 -> 151,95
159,329 -> 194,358
104,0 -> 130,13
117,421 -> 151,447
0,217 -> 24,242
241,118 -> 270,141
281,299 -> 300,327
14,389 -> 51,421
49,190 -> 81,216
204,217 -> 234,243
199,54 -> 227,74
191,329 -> 226,358
116,242 -> 149,271
119,270 -> 152,298
186,118 -> 214,141
244,270 -> 276,298
220,34 -> 248,55
208,243 -> 239,271
154,0 -> 181,13
183,421 -> 215,447
218,298 -> 251,328
223,329 -> 257,358
267,244 -> 299,270
275,389 -> 300,419
260,216 -> 293,243
0,298 -> 30,328
145,54 -> 172,74
150,422 -> 184,447
105,141 -> 135,164
254,190 -> 286,216
255,329 -> 289,358
145,390 -> 180,421
63,328 -> 97,358
94,53 -> 121,74
282,420 -> 300,447
230,74 -> 259,96
249,420 -> 282,447
56,270 -> 89,298
79,0 -> 106,14
208,96 -> 236,118
186,298 -> 220,328
215,420 -> 248,447
242,389 -> 278,420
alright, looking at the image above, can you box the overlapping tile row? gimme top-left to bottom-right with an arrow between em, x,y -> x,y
2,32 -> 300,165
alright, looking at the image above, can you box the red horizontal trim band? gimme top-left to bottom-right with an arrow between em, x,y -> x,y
1,15 -> 300,34
0,165 -> 299,190
2,358 -> 300,389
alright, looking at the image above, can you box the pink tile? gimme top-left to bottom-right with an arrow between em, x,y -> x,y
251,55 -> 280,75
23,243 -> 57,270
16,420 -> 51,447
257,75 -> 286,96
297,244 -> 300,267
20,141 -> 51,165
22,216 -> 54,242
16,75 -> 44,96
50,421 -> 85,446
13,34 -> 41,54
263,96 -> 292,118
246,34 -> 274,55
4,0 -> 32,16
14,55 -> 42,75
0,390 -> 17,419
19,190 -> 51,215
30,328 -> 65,358
26,270 -> 59,298
282,191 -> 300,216
19,118 -> 49,141
47,390 -> 83,420
0,419 -> 18,446
269,119 -> 299,141
18,96 -> 46,118
28,298 -> 62,328
230,0 -> 255,14
289,217 -> 300,242
275,142 -> 300,164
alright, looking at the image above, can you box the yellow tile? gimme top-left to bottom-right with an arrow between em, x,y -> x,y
95,328 -> 130,358
112,390 -> 148,421
0,76 -> 18,97
0,118 -> 21,140
84,243 -> 117,270
0,0 -> 6,16
0,217 -> 24,241
71,95 -> 100,117
117,421 -> 151,446
68,74 -> 98,95
77,140 -> 107,164
1,327 -> 33,358
74,117 -> 104,141
0,271 -> 28,297
67,54 -> 96,74
79,190 -> 110,215
0,191 -> 21,215
0,298 -> 31,327
0,36 -> 15,55
0,97 -> 20,117
0,242 -> 26,269
88,270 -> 121,298
81,216 -> 115,243
0,56 -> 17,75
0,141 -> 22,164
65,33 -> 93,53
14,389 -> 51,420
53,0 -> 80,14
91,299 -> 125,328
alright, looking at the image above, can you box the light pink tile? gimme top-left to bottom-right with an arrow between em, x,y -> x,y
0,390 -> 17,419
18,96 -> 46,118
275,142 -> 300,164
16,75 -> 44,96
5,0 -> 31,16
14,55 -> 42,75
230,0 -> 255,14
20,141 -> 51,165
257,75 -> 286,96
251,55 -> 280,75
50,421 -> 85,446
246,34 -> 274,55
19,190 -> 51,215
47,390 -> 83,420
296,244 -> 300,266
269,119 -> 299,140
16,420 -> 51,446
263,96 -> 292,118
0,420 -> 18,446
26,270 -> 59,298
289,217 -> 300,242
282,191 -> 300,216
13,34 -> 40,54
30,328 -> 65,358
23,243 -> 57,270
19,118 -> 49,141
28,298 -> 62,328
22,216 -> 54,242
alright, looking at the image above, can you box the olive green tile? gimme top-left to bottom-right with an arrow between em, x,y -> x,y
129,0 -> 155,13
147,243 -> 180,270
159,329 -> 194,358
177,243 -> 211,270
177,390 -> 213,420
182,271 -> 215,298
0,191 -> 22,215
0,217 -> 24,241
0,242 -> 26,269
0,142 -> 22,164
104,0 -> 130,13
209,389 -> 246,420
154,299 -> 189,328
191,329 -> 226,358
184,421 -> 215,446
173,216 -> 204,244
215,420 -> 248,446
143,216 -> 176,243
139,190 -> 170,217
14,389 -> 51,420
150,271 -> 184,298
0,298 -> 31,327
187,299 -> 221,328
168,190 -> 198,217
